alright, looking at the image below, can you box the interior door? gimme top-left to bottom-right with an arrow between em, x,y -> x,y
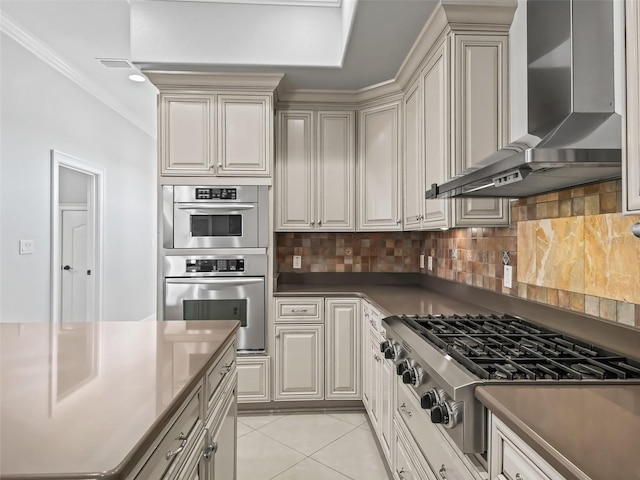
61,209 -> 90,322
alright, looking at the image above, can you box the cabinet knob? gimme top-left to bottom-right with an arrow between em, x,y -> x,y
318,220 -> 322,226
439,464 -> 448,480
311,221 -> 315,226
396,219 -> 401,224
397,468 -> 407,480
515,474 -> 524,480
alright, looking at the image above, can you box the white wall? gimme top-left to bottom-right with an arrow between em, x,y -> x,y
0,34 -> 157,323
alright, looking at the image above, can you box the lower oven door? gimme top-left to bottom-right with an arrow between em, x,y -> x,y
164,277 -> 265,352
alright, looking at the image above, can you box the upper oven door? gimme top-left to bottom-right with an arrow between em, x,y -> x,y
173,202 -> 259,249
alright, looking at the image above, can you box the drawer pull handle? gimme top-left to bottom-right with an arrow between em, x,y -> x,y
515,475 -> 524,480
400,403 -> 413,417
397,468 -> 407,480
439,464 -> 447,480
219,361 -> 234,376
165,432 -> 187,460
291,309 -> 308,313
203,441 -> 218,459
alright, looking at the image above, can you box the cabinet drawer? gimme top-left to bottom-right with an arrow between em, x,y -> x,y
502,441 -> 552,480
206,342 -> 236,413
394,418 -> 434,480
490,415 -> 562,480
275,298 -> 324,322
136,385 -> 204,480
396,382 -> 475,480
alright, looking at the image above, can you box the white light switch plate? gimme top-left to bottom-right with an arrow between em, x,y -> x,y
19,239 -> 34,255
428,256 -> 433,271
504,265 -> 513,289
293,255 -> 302,269
419,254 -> 425,269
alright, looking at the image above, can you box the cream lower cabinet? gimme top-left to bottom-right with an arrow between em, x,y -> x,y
624,0 -> 640,214
274,324 -> 325,401
276,110 -> 356,231
489,415 -> 564,480
274,297 -> 361,401
325,298 -> 361,400
362,301 -> 394,465
357,99 -> 403,231
236,357 -> 270,403
403,33 -> 510,230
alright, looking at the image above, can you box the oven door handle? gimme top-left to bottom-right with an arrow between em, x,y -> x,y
176,203 -> 256,212
165,278 -> 264,288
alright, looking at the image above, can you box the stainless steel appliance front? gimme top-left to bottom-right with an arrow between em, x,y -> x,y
163,185 -> 268,249
163,254 -> 267,352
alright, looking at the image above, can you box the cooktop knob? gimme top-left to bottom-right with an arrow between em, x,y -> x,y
430,404 -> 449,424
396,360 -> 409,376
379,341 -> 390,354
402,368 -> 416,385
384,346 -> 396,360
420,390 -> 439,409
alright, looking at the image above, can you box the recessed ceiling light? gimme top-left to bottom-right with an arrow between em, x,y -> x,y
129,74 -> 146,83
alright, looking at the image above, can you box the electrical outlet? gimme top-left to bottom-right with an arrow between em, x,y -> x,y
428,256 -> 433,271
419,254 -> 425,269
504,265 -> 513,288
293,255 -> 302,269
466,250 -> 473,261
19,239 -> 34,255
452,249 -> 458,260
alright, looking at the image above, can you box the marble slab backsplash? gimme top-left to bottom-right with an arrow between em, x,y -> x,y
275,180 -> 640,329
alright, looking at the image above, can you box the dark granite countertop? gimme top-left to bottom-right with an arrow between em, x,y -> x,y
476,384 -> 640,480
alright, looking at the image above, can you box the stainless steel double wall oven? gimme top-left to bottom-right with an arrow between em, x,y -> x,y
162,185 -> 269,353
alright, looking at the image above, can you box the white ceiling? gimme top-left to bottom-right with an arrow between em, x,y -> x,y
0,0 -> 437,135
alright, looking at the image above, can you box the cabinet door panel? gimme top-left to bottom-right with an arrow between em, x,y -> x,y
325,299 -> 361,400
276,112 -> 315,230
237,357 -> 270,403
160,94 -> 215,176
217,95 -> 270,176
317,111 -> 356,231
211,391 -> 237,480
452,34 -> 510,227
368,335 -> 381,431
422,43 -> 451,229
403,78 -> 424,230
274,325 -> 324,401
358,102 -> 402,231
379,357 -> 394,463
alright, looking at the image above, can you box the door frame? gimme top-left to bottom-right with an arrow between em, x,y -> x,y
51,150 -> 104,323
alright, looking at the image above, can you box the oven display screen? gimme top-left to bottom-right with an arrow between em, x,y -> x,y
195,188 -> 237,200
183,299 -> 248,327
191,215 -> 242,237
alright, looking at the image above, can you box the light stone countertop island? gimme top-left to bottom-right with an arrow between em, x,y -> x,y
0,320 -> 239,479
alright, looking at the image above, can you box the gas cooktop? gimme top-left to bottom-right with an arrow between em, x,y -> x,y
399,313 -> 640,381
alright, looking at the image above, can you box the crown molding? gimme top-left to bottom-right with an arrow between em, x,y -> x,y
143,71 -> 284,91
0,13 -> 156,138
277,0 -> 516,107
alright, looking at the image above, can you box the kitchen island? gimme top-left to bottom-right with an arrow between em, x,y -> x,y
0,320 -> 239,479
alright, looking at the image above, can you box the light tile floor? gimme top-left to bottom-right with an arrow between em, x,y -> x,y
237,412 -> 391,480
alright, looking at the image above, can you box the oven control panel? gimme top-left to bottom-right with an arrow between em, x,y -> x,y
194,187 -> 237,200
186,258 -> 245,273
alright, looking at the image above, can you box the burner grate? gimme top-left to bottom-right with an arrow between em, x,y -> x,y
400,314 -> 640,381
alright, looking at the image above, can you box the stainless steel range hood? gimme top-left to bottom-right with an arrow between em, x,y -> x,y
427,0 -> 622,199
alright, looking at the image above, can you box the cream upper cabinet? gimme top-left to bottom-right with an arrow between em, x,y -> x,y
325,298 -> 361,400
624,0 -> 640,214
276,110 -> 355,231
451,33 -> 510,227
422,39 -> 451,230
148,72 -> 281,179
216,94 -> 271,176
357,100 -> 402,231
403,77 -> 424,230
160,93 -> 216,176
404,41 -> 450,231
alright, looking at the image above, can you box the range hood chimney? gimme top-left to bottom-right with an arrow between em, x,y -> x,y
427,0 -> 622,199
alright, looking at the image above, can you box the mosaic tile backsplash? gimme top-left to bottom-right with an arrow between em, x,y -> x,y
276,180 -> 640,329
